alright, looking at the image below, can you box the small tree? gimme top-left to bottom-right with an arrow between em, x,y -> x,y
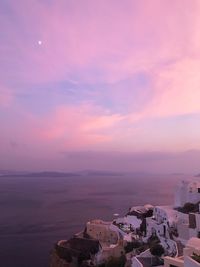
150,244 -> 164,258
147,234 -> 160,247
140,218 -> 147,236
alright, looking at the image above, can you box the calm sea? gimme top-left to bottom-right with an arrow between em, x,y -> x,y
0,173 -> 187,267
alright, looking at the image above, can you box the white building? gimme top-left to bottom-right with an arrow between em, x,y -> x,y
188,213 -> 200,239
164,238 -> 200,267
154,206 -> 178,227
174,181 -> 200,208
146,206 -> 178,240
176,210 -> 200,244
177,212 -> 190,243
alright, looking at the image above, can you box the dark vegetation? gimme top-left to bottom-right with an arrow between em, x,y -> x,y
54,244 -> 72,262
150,244 -> 165,257
124,240 -> 141,253
55,237 -> 101,265
127,209 -> 153,219
176,202 -> 199,213
192,253 -> 200,263
147,234 -> 160,247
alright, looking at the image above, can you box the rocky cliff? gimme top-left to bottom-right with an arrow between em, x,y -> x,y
50,250 -> 72,267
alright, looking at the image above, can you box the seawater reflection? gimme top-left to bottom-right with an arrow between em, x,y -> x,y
0,173 -> 187,267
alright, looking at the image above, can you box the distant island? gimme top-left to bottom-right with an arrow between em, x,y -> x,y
0,170 -> 126,178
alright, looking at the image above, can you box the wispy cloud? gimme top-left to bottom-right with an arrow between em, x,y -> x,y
0,0 -> 200,170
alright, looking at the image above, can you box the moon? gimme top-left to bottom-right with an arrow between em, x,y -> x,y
38,40 -> 42,46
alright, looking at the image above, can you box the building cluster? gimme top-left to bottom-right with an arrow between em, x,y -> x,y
52,179 -> 200,267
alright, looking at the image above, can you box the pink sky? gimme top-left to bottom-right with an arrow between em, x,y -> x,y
0,0 -> 200,173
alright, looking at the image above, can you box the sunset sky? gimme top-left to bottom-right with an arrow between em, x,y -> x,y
0,0 -> 200,173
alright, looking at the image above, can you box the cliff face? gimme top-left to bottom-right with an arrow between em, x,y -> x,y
50,250 -> 73,267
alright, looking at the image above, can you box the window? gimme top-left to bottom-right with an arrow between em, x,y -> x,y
198,188 -> 200,193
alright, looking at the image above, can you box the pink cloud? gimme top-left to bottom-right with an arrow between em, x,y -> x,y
34,104 -> 124,150
128,57 -> 200,122
150,58 -> 200,116
0,86 -> 14,108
